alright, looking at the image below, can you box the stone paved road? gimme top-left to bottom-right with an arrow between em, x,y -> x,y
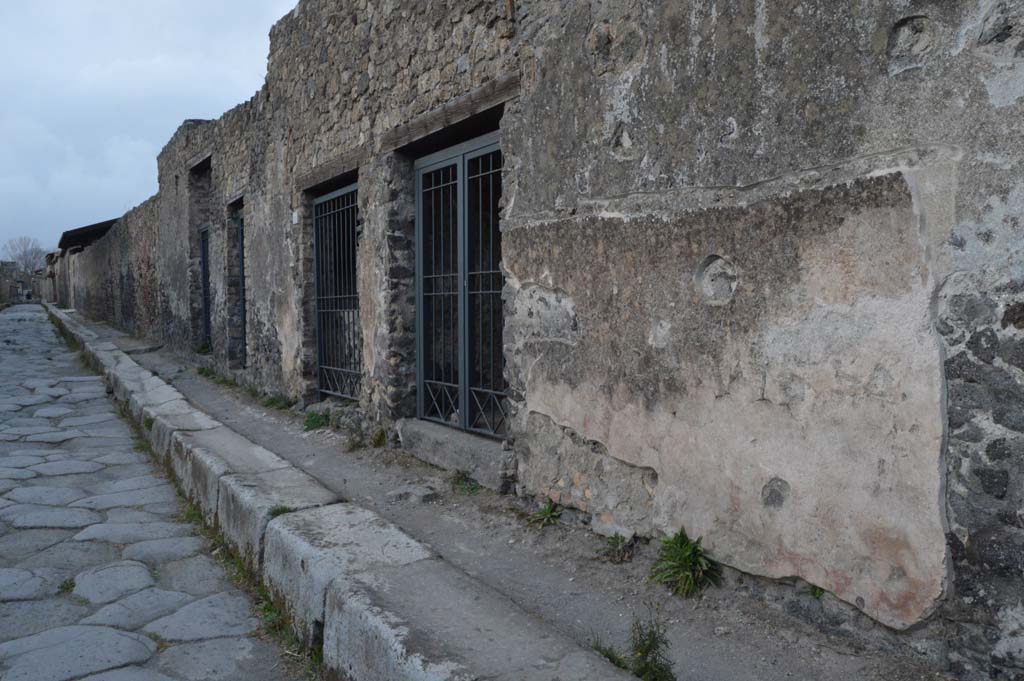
0,305 -> 298,681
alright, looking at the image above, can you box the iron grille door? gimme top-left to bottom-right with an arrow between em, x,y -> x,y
199,227 -> 212,347
313,184 -> 362,399
416,133 -> 507,437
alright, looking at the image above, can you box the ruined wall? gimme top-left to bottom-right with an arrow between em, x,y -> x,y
498,0 -> 1024,677
48,0 -> 1024,675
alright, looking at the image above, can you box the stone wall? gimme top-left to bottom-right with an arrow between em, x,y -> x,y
48,0 -> 1024,676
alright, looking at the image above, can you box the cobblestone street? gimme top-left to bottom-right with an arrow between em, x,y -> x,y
0,305 -> 296,681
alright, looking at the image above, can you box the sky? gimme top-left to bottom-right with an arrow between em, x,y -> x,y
0,0 -> 297,252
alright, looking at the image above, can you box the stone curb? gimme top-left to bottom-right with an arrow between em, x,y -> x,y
42,303 -> 633,681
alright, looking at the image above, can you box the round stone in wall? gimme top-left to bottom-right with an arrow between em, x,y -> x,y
694,255 -> 738,306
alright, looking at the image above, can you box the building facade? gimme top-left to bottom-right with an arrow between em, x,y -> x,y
47,1 -> 1024,677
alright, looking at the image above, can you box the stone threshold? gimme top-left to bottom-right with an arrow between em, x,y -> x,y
44,303 -> 633,681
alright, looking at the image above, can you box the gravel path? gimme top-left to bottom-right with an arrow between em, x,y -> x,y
0,305 -> 298,681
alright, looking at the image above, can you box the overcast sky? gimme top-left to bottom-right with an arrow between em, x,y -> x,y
0,0 -> 296,252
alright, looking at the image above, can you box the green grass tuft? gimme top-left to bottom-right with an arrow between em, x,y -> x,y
369,427 -> 387,448
529,500 -> 562,528
810,585 -> 825,599
58,578 -> 75,594
143,416 -> 154,431
592,609 -> 676,681
601,534 -> 636,564
268,505 -> 293,518
650,528 -> 720,598
303,412 -> 328,431
450,470 -> 482,495
261,394 -> 292,410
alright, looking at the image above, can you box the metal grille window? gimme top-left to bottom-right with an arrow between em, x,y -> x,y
416,133 -> 507,437
199,227 -> 212,347
313,184 -> 361,399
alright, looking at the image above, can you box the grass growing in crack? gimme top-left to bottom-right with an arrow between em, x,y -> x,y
303,412 -> 328,431
650,528 -> 720,598
268,505 -> 293,518
529,500 -> 562,528
601,534 -> 637,564
197,366 -> 237,388
592,609 -> 676,681
810,585 -> 825,599
369,427 -> 387,448
58,578 -> 75,594
261,394 -> 292,410
196,343 -> 211,355
450,470 -> 482,495
143,416 -> 154,431
180,500 -> 203,525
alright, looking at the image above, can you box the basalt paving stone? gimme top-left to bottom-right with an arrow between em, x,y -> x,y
0,468 -> 36,480
58,414 -> 116,428
73,560 -> 155,604
4,486 -> 88,505
94,452 -> 147,465
155,637 -> 265,680
72,486 -> 178,510
123,536 -> 205,563
105,509 -> 170,524
158,555 -> 232,597
83,587 -> 193,629
0,625 -> 157,681
0,567 -> 62,600
8,507 -> 103,529
1,427 -> 61,437
143,591 -> 258,641
0,599 -> 90,641
0,529 -> 72,562
25,430 -> 87,444
30,460 -> 106,476
80,667 -> 178,681
33,407 -> 72,418
0,456 -> 47,468
0,481 -> 17,496
73,522 -> 193,544
16,539 -> 120,571
3,417 -> 54,428
94,475 -> 165,495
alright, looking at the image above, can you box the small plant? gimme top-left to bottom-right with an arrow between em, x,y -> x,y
529,500 -> 562,528
268,505 -> 293,518
370,427 -> 388,448
181,503 -> 203,525
196,343 -> 211,355
591,609 -> 676,681
601,534 -> 636,564
59,578 -> 75,594
143,416 -> 154,431
810,585 -> 825,599
650,528 -> 720,597
261,394 -> 291,410
197,367 -> 216,379
304,412 -> 328,431
450,470 -> 482,495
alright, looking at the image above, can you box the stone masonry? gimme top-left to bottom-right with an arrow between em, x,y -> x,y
43,1 -> 1024,677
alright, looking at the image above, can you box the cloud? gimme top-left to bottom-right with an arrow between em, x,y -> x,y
0,0 -> 296,250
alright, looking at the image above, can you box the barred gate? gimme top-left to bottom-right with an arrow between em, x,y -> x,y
313,184 -> 362,399
416,133 -> 508,437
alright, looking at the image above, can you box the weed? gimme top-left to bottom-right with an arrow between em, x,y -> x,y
196,343 -> 211,355
370,427 -> 387,448
246,385 -> 261,400
269,505 -> 293,518
180,501 -> 203,525
601,534 -> 636,564
198,366 -> 237,388
143,416 -> 154,431
197,367 -> 216,379
304,412 -> 328,431
810,585 -> 825,599
146,632 -> 174,652
450,470 -> 482,495
261,394 -> 292,410
529,500 -> 562,528
58,578 -> 75,594
591,609 -> 676,681
650,528 -> 720,598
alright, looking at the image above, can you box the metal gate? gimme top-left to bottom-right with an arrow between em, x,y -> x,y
199,227 -> 212,347
313,184 -> 361,399
415,133 -> 507,437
